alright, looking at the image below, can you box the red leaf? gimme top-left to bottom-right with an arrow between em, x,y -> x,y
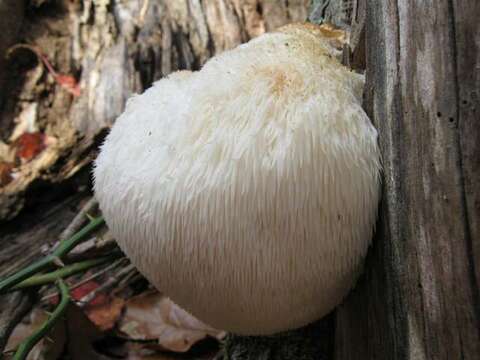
71,281 -> 109,306
13,132 -> 46,161
85,297 -> 125,331
49,281 -> 107,306
56,74 -> 81,97
0,162 -> 14,186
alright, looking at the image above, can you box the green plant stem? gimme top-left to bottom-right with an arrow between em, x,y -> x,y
0,217 -> 105,294
13,280 -> 70,360
12,256 -> 115,290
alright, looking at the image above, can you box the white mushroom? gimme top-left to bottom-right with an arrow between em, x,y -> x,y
93,23 -> 381,335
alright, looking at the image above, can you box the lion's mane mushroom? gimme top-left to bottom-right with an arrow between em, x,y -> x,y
94,23 -> 381,335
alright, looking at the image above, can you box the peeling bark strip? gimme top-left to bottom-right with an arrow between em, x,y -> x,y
336,0 -> 480,359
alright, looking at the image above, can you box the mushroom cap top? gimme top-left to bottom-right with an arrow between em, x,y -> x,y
94,23 -> 381,335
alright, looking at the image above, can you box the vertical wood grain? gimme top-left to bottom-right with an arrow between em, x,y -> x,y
336,0 -> 480,358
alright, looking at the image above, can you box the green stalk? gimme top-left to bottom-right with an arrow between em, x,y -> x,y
13,280 -> 70,360
12,256 -> 115,290
0,217 -> 105,294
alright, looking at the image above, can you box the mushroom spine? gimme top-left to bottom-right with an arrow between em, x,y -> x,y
94,23 -> 381,335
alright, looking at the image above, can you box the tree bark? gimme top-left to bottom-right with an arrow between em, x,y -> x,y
0,0 -> 310,221
0,291 -> 35,355
0,1 -> 315,358
0,0 -> 311,276
335,1 -> 480,359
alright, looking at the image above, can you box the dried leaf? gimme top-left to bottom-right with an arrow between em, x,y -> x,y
13,132 -> 46,161
56,74 -> 81,96
49,280 -> 123,331
119,292 -> 224,353
5,307 -> 65,360
85,297 -> 125,331
71,281 -> 108,306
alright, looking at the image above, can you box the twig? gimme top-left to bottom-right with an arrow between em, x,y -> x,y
115,265 -> 139,290
6,43 -> 81,96
0,217 -> 105,294
12,280 -> 70,360
12,256 -> 117,290
58,198 -> 98,242
78,264 -> 136,306
40,257 -> 127,302
137,0 -> 150,26
112,271 -> 143,296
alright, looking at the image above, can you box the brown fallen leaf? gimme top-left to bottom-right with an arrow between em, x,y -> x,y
86,297 -> 125,331
47,277 -> 125,332
13,132 -> 46,162
7,302 -> 112,360
56,74 -> 81,97
118,292 -> 225,353
5,307 -> 65,360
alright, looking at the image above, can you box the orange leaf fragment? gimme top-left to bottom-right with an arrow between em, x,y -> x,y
13,132 -> 46,161
49,280 -> 107,306
56,74 -> 81,96
85,297 -> 125,331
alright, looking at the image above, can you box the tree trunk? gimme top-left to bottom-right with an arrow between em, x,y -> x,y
335,1 -> 480,359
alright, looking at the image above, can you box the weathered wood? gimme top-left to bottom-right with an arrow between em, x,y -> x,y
0,0 -> 311,276
0,0 -> 309,221
0,187 -> 94,352
0,291 -> 34,354
0,189 -> 89,277
309,0 -> 352,27
335,0 -> 480,359
0,2 -> 315,358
